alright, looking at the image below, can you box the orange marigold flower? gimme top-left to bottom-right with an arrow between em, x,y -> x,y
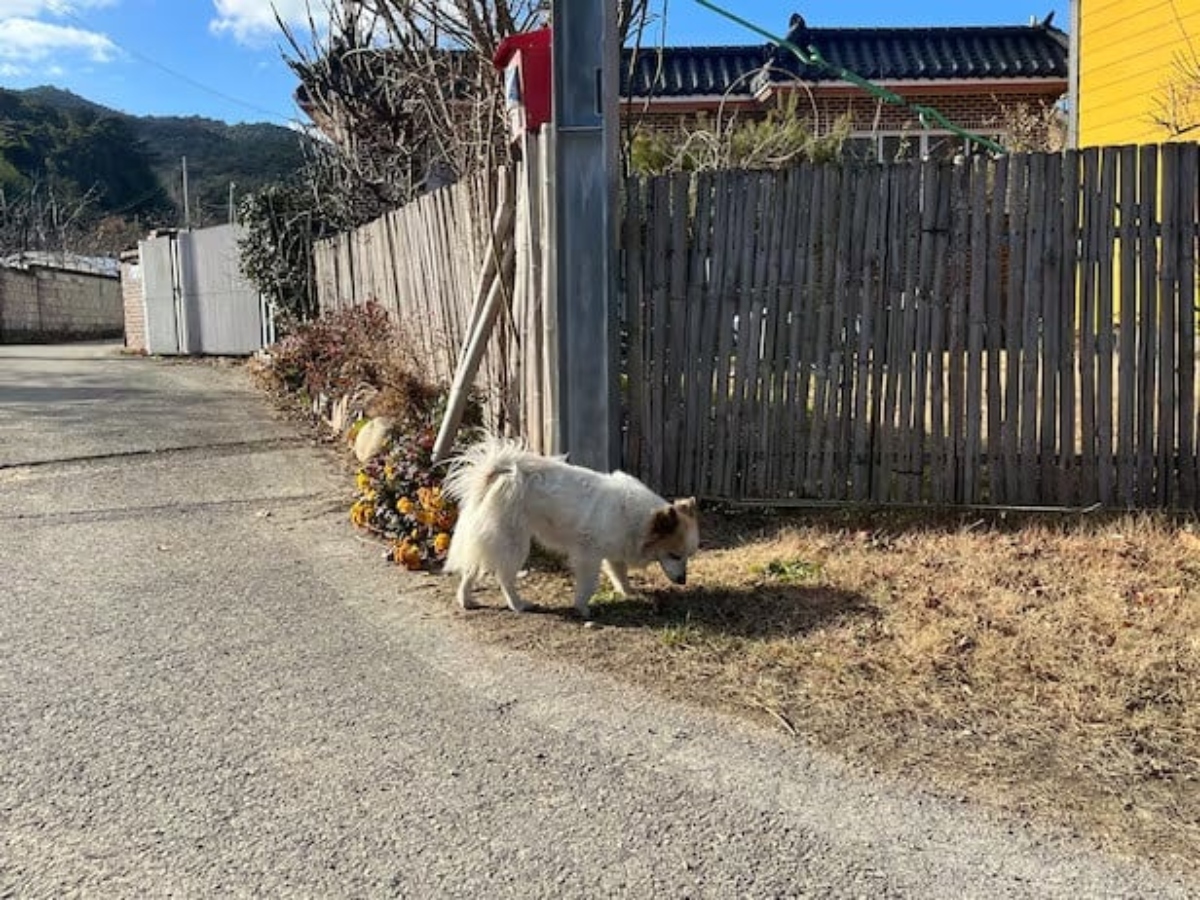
397,496 -> 415,516
396,540 -> 423,570
433,532 -> 451,555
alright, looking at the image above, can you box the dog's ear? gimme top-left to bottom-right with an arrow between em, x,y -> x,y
674,497 -> 698,518
651,505 -> 679,536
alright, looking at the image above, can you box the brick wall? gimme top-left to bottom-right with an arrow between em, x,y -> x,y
623,87 -> 1062,149
0,266 -> 124,342
120,252 -> 147,352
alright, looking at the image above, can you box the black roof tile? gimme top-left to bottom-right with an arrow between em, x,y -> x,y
622,22 -> 1068,97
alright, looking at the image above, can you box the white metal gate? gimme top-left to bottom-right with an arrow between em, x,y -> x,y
140,224 -> 274,355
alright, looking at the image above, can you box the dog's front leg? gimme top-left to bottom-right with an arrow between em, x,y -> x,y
602,559 -> 632,597
571,558 -> 601,619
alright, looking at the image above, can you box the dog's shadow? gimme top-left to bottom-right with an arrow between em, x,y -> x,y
528,582 -> 877,641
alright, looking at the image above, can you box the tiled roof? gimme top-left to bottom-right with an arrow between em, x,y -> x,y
622,21 -> 1068,97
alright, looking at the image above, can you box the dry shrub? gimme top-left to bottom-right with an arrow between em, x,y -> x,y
445,509 -> 1200,867
252,300 -> 445,431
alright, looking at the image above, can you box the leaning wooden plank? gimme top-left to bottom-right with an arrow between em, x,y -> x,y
432,184 -> 516,463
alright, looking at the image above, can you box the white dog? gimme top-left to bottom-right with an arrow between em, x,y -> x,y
443,436 -> 699,618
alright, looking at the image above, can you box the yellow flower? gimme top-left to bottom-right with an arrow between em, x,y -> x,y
433,532 -> 451,555
355,470 -> 371,492
349,499 -> 375,528
418,486 -> 444,511
397,496 -> 415,516
395,540 -> 423,570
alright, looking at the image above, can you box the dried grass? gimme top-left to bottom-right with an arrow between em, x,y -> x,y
436,509 -> 1200,868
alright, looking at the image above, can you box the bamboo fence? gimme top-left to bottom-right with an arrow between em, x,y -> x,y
623,144 -> 1200,508
315,144 -> 1200,509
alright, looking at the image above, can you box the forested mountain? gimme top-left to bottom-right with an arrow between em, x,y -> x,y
0,86 -> 309,253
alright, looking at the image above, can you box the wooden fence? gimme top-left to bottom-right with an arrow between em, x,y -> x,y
315,143 -> 1200,510
623,144 -> 1200,508
314,167 -> 549,446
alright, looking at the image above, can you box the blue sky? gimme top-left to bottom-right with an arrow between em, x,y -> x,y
0,1 -> 1065,125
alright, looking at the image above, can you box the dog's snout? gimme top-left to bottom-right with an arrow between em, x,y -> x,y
671,571 -> 687,585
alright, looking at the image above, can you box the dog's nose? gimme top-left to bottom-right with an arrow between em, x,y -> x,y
672,572 -> 687,585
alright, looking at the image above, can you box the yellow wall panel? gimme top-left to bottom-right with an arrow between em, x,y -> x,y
1078,0 -> 1200,146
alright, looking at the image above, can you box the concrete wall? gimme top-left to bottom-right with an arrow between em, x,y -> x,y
0,265 -> 124,342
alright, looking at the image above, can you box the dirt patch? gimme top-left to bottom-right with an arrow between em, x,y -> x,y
414,506 -> 1200,870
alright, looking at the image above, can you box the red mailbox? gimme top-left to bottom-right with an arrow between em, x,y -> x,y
493,27 -> 552,138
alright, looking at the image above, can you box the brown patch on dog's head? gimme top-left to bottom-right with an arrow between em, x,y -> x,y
644,498 -> 701,585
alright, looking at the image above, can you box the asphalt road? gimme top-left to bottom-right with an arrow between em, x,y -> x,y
1,342 -> 1196,899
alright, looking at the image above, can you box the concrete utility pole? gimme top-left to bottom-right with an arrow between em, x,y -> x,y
550,0 -> 620,472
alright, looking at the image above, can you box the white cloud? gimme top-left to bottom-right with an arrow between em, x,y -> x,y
0,1 -> 115,15
0,1 -> 118,76
209,0 -> 313,45
0,17 -> 117,65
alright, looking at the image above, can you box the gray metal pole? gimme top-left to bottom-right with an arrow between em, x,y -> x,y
550,0 -> 620,472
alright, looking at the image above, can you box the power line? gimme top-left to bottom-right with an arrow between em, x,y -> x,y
51,6 -> 300,124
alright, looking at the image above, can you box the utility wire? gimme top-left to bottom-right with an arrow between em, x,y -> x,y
50,6 -> 299,124
693,0 -> 1007,155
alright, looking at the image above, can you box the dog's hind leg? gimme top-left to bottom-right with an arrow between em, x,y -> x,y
601,559 -> 632,597
495,567 -> 531,613
456,570 -> 481,610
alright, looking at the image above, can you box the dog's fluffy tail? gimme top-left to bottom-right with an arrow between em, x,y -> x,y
443,436 -> 532,578
442,435 -> 529,509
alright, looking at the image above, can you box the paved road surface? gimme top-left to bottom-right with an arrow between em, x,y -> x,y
1,343 -> 1195,898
